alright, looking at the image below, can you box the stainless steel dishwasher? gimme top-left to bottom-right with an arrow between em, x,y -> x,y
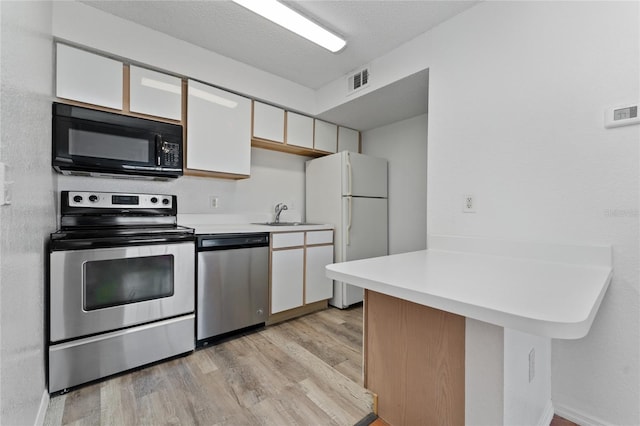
196,233 -> 269,345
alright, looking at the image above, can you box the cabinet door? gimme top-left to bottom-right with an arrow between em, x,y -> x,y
286,112 -> 314,149
187,80 -> 251,175
253,101 -> 285,143
338,127 -> 360,153
305,245 -> 334,304
271,248 -> 304,314
129,66 -> 182,121
314,120 -> 338,153
56,43 -> 123,110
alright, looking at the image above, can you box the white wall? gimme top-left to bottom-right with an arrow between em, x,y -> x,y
362,114 -> 428,254
57,148 -> 310,220
330,1 -> 639,424
323,1 -> 639,424
426,3 -> 639,424
0,1 -> 55,424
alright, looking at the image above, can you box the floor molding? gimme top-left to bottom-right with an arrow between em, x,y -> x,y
538,400 -> 554,426
554,402 -> 609,426
34,389 -> 49,426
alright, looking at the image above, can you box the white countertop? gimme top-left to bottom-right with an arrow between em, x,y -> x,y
326,235 -> 612,339
177,213 -> 333,234
187,223 -> 333,235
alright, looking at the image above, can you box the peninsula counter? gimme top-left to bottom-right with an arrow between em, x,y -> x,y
326,235 -> 612,425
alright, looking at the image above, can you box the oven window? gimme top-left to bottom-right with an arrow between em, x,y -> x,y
69,128 -> 149,162
83,255 -> 174,311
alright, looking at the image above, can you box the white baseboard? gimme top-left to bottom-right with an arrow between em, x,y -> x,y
34,390 -> 49,426
554,402 -> 609,426
538,400 -> 554,426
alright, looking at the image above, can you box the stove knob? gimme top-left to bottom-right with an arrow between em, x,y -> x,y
88,195 -> 98,203
162,198 -> 170,205
150,197 -> 158,204
73,195 -> 83,203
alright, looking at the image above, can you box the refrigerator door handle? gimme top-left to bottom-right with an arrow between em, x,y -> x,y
346,197 -> 352,245
346,152 -> 353,196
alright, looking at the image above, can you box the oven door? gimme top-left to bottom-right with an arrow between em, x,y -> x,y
50,242 -> 194,342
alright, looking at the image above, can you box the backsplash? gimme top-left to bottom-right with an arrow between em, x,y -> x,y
56,147 -> 310,221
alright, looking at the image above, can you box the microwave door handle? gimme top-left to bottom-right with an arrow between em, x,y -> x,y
155,135 -> 162,166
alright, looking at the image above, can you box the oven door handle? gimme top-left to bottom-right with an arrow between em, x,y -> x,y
155,135 -> 163,166
50,235 -> 195,251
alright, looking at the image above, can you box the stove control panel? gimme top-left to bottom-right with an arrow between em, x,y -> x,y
65,191 -> 173,209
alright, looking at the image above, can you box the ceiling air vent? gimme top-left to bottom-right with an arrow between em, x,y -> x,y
347,67 -> 370,95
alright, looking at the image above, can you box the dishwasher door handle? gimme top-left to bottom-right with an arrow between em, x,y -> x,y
197,233 -> 269,251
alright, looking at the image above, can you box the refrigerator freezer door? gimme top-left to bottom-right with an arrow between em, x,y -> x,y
342,152 -> 388,198
334,196 -> 388,307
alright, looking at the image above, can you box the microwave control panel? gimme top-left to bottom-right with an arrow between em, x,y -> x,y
162,142 -> 181,167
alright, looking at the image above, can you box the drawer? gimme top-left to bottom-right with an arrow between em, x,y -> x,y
306,230 -> 333,245
272,232 -> 305,248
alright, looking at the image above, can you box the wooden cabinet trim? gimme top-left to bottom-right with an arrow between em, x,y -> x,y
365,290 -> 465,426
183,168 -> 249,180
271,245 -> 305,251
123,64 -> 130,113
305,242 -> 334,248
54,99 -> 182,125
251,138 -> 327,158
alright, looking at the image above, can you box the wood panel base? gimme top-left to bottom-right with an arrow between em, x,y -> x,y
364,290 -> 465,426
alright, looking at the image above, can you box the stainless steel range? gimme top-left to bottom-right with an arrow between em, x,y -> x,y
48,191 -> 195,393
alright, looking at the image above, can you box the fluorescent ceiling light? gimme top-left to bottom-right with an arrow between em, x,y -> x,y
232,0 -> 346,53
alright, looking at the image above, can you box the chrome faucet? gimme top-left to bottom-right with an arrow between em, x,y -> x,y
274,203 -> 288,223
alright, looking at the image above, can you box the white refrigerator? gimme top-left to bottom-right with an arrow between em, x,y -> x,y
305,151 -> 388,308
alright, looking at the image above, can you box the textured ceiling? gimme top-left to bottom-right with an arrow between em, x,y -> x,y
80,0 -> 479,90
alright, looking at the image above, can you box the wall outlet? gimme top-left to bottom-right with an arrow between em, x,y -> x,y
463,194 -> 475,213
209,196 -> 219,209
0,162 -> 12,206
528,348 -> 535,383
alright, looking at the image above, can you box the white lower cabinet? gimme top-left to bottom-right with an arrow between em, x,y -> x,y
271,248 -> 304,314
305,245 -> 334,303
270,230 -> 334,316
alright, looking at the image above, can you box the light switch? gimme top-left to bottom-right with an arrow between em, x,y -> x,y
0,162 -> 12,206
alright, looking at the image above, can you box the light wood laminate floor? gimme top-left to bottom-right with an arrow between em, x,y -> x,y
44,306 -> 372,426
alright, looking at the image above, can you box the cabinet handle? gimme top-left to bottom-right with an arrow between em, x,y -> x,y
155,134 -> 162,166
346,152 -> 352,196
346,197 -> 352,246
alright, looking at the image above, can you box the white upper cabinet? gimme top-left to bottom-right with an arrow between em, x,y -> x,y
286,112 -> 314,149
338,126 -> 360,153
314,120 -> 338,153
187,79 -> 252,176
56,43 -> 123,110
253,101 -> 285,143
129,66 -> 182,121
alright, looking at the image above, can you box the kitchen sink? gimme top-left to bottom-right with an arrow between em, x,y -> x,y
254,222 -> 319,226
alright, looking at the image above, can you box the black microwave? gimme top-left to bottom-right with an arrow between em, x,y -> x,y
52,102 -> 183,180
